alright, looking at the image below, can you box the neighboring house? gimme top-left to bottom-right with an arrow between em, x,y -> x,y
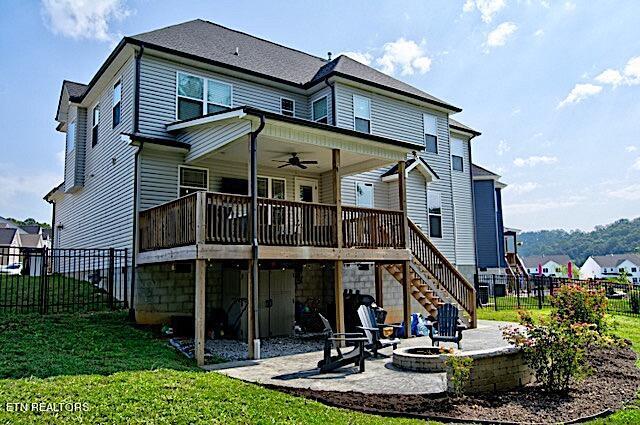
0,228 -> 21,265
472,164 -> 507,275
522,254 -> 572,277
581,254 -> 640,283
45,20 -> 481,362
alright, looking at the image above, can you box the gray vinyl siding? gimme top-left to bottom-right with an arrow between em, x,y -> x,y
179,120 -> 251,162
139,149 -> 185,210
74,107 -> 87,188
451,136 -> 475,266
341,169 -> 392,209
139,54 -> 310,139
406,171 -> 428,230
63,106 -> 78,191
54,55 -> 136,251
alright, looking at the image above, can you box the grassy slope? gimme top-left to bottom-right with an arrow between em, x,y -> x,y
0,313 -> 425,424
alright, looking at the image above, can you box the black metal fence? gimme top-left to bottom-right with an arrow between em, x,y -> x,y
475,273 -> 640,317
0,246 -> 128,314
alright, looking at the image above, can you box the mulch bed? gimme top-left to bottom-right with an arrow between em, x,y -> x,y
270,347 -> 640,424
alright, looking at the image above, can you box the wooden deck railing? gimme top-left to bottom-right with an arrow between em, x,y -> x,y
138,193 -> 197,251
408,220 -> 476,326
205,192 -> 251,244
342,206 -> 405,249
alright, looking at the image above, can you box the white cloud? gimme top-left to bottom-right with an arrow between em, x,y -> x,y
496,140 -> 511,155
485,22 -> 518,49
564,1 -> 576,11
503,182 -> 539,195
513,155 -> 558,167
376,38 -> 432,76
595,69 -> 624,86
632,157 -> 640,171
626,145 -> 638,153
511,107 -> 521,116
624,56 -> 640,85
533,29 -> 544,37
607,184 -> 640,201
463,0 -> 506,23
0,163 -> 62,219
506,197 -> 584,216
556,83 -> 602,108
40,0 -> 131,42
339,51 -> 373,66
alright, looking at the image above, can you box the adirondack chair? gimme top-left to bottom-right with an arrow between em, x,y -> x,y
427,303 -> 467,349
317,314 -> 368,373
357,304 -> 402,357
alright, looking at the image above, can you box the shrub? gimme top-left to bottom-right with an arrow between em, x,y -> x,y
445,355 -> 473,397
550,284 -> 608,332
503,311 -> 599,393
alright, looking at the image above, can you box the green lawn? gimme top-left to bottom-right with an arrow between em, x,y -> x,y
0,313 -> 426,424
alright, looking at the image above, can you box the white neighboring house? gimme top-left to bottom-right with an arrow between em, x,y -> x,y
521,255 -> 573,277
0,228 -> 22,265
580,254 -> 640,284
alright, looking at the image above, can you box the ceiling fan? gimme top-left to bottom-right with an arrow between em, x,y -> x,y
272,153 -> 318,169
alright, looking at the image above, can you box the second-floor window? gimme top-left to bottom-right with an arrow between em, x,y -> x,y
353,95 -> 371,133
112,81 -> 121,128
91,105 -> 100,147
280,98 -> 295,117
66,121 -> 76,153
632,267 -> 638,272
176,72 -> 232,120
543,268 -> 549,273
423,113 -> 438,153
355,181 -> 374,207
427,190 -> 442,238
451,138 -> 464,172
179,166 -> 208,197
312,96 -> 328,123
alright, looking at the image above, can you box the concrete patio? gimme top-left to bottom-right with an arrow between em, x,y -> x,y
203,320 -> 515,395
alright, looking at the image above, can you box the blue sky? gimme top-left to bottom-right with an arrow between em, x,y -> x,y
1,0 -> 639,231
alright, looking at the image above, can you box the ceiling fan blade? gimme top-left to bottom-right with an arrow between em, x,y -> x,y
278,163 -> 291,168
271,160 -> 290,163
297,164 -> 308,169
300,160 -> 318,164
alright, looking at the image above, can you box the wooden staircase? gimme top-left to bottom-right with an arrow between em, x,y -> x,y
383,263 -> 444,317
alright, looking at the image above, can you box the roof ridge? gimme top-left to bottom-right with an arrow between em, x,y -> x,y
196,19 -> 329,64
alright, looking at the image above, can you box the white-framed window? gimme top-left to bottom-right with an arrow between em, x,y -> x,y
257,176 -> 286,199
556,267 -> 562,273
427,190 -> 442,238
66,121 -> 76,153
91,105 -> 100,147
178,165 -> 208,197
312,96 -> 328,123
112,80 -> 121,128
355,181 -> 374,207
280,97 -> 295,117
176,72 -> 232,120
451,138 -> 464,172
423,113 -> 438,153
632,267 -> 637,272
543,268 -> 549,273
353,95 -> 371,133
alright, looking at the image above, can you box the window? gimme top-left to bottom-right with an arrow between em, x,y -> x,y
91,105 -> 100,147
619,268 -> 625,273
355,182 -> 374,207
543,268 -> 549,273
353,95 -> 371,133
112,81 -> 121,128
427,190 -> 442,238
178,166 -> 208,197
423,114 -> 438,153
634,278 -> 638,283
312,96 -> 328,123
280,98 -> 295,117
632,267 -> 637,273
176,72 -> 232,120
257,176 -> 286,199
66,121 -> 76,153
556,267 -> 562,273
451,138 -> 464,172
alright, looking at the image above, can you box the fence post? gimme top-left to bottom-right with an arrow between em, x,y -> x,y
38,248 -> 48,314
123,249 -> 128,309
493,274 -> 498,311
537,277 -> 543,310
516,274 -> 521,309
108,248 -> 115,310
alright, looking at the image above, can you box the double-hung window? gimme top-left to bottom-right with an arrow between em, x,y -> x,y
312,96 -> 328,123
353,95 -> 371,133
355,182 -> 374,207
91,105 -> 100,147
280,98 -> 295,117
451,138 -> 464,172
632,267 -> 638,272
66,121 -> 76,153
176,72 -> 232,120
543,268 -> 549,273
257,176 -> 286,225
112,81 -> 121,128
423,113 -> 438,153
427,190 -> 442,238
178,166 -> 208,197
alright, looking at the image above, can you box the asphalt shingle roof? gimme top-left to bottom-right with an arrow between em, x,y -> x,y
449,117 -> 481,135
63,80 -> 88,100
0,228 -> 17,246
472,164 -> 500,178
590,254 -> 640,268
521,255 -> 573,268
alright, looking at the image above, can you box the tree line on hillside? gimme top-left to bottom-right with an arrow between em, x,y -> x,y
3,217 -> 51,229
518,217 -> 640,266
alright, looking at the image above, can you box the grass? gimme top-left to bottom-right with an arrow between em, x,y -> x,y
0,312 -> 427,424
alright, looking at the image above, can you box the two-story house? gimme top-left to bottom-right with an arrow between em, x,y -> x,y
45,20 -> 479,364
581,254 -> 640,283
521,254 -> 572,277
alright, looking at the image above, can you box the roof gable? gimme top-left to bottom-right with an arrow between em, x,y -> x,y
522,255 -> 572,268
590,254 -> 640,268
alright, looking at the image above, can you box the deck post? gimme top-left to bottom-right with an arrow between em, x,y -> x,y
375,263 -> 384,307
334,260 -> 345,336
402,260 -> 412,338
397,160 -> 409,248
194,259 -> 206,366
248,131 -> 260,359
332,149 -> 342,249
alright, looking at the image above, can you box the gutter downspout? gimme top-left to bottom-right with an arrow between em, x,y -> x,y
467,135 -> 480,292
129,44 -> 144,321
249,113 -> 265,359
324,77 -> 337,126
